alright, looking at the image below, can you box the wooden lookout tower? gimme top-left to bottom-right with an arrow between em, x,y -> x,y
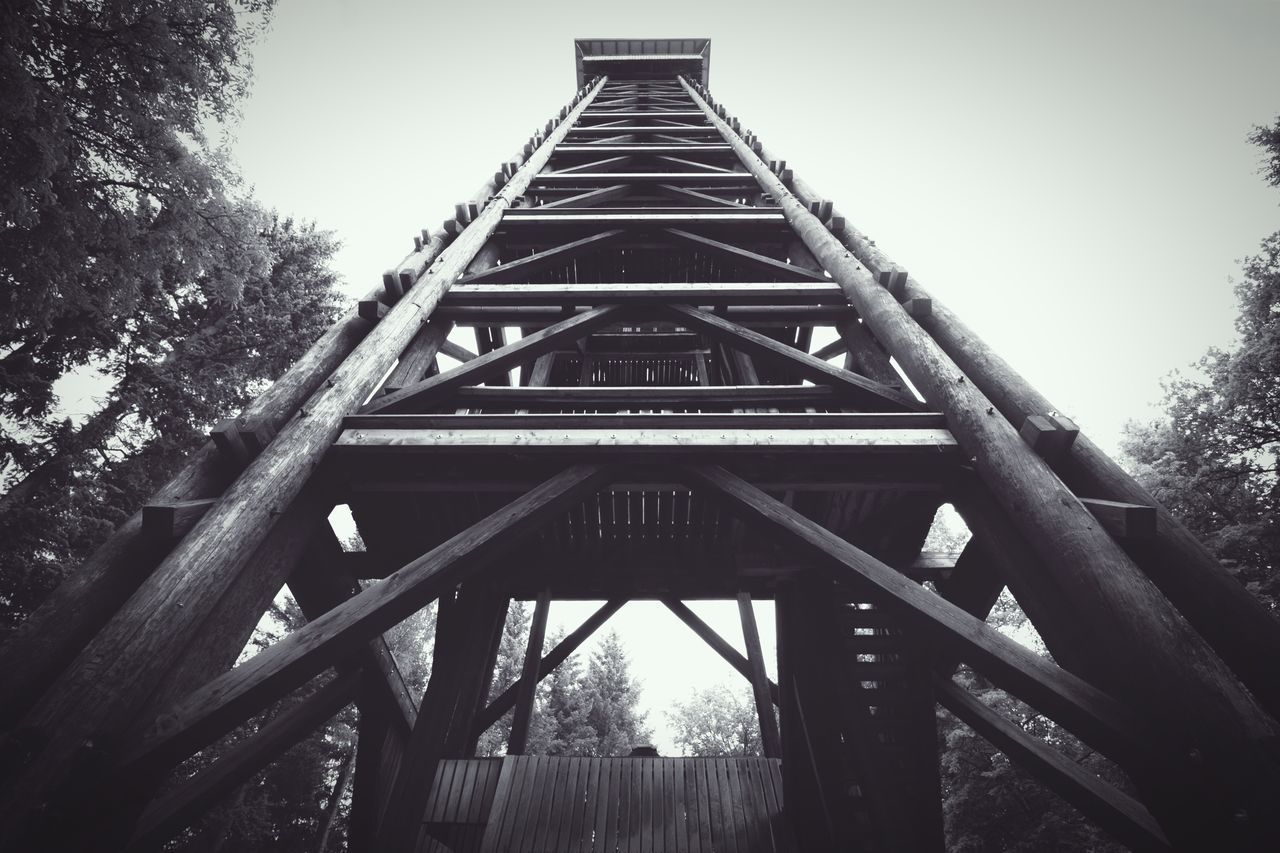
3,38 -> 1280,852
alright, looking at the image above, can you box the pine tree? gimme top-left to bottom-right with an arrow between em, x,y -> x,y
537,628 -> 597,756
582,630 -> 651,756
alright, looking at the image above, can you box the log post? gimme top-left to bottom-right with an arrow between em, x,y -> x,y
0,76 -> 609,847
507,590 -> 551,755
727,90 -> 1280,723
679,76 -> 1280,848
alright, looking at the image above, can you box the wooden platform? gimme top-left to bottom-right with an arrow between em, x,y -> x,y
418,756 -> 793,852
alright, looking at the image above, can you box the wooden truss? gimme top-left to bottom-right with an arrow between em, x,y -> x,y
1,41 -> 1279,853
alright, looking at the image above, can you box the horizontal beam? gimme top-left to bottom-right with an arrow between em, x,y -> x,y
334,427 -> 959,455
342,413 -> 949,431
441,282 -> 846,306
532,172 -> 756,185
554,144 -> 731,154
442,384 -> 842,407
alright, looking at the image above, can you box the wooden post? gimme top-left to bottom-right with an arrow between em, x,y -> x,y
737,593 -> 781,758
679,77 -> 1279,848
734,94 -> 1280,723
0,77 -> 610,845
507,590 -> 551,755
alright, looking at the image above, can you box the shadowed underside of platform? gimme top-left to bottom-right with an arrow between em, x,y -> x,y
418,757 -> 790,853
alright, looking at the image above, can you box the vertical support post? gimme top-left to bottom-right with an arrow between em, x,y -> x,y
678,74 -> 1280,848
737,593 -> 781,759
0,75 -> 610,846
507,590 -> 551,755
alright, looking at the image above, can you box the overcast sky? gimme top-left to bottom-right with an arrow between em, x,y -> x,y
229,0 -> 1280,752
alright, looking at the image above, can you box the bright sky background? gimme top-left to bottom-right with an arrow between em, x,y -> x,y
227,0 -> 1280,752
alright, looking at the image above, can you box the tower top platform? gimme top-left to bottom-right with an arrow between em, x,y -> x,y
574,38 -> 710,86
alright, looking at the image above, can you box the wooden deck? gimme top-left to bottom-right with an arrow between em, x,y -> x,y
417,756 -> 793,852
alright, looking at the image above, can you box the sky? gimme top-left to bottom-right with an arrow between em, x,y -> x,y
226,0 -> 1280,752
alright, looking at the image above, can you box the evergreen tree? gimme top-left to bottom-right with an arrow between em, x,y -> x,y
537,628 -> 597,756
0,216 -> 341,632
582,629 -> 651,756
475,601 -> 532,756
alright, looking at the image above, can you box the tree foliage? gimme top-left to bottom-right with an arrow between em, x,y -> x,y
1120,122 -> 1280,613
667,684 -> 761,757
581,629 -> 652,756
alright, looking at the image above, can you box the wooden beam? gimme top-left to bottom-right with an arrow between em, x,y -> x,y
662,599 -> 779,705
442,282 -> 846,306
140,499 -> 219,544
738,593 -> 782,758
334,426 -> 958,456
655,184 -> 750,207
127,672 -> 359,851
539,155 -> 635,176
361,305 -> 626,414
116,464 -> 612,780
1080,498 -> 1158,541
380,317 -> 453,394
684,464 -> 1151,766
438,338 -> 477,363
443,384 -> 841,408
342,413 -> 949,431
536,184 -> 632,210
507,590 -> 551,755
936,678 -> 1171,853
663,228 -> 829,282
664,304 -> 923,412
736,85 -> 1280,729
455,230 -> 627,284
473,600 -> 623,735
680,79 -> 1280,843
1,78 -> 614,838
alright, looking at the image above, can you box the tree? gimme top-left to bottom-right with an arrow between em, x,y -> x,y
475,601 -> 532,756
1120,121 -> 1280,614
1249,115 -> 1280,189
0,0 -> 276,443
582,630 -> 651,756
667,683 -> 761,757
536,628 -> 597,756
938,665 -> 1129,853
0,216 -> 341,632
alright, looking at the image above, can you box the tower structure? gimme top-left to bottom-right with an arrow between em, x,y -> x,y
3,38 -> 1280,853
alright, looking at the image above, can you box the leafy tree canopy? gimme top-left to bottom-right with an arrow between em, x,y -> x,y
667,683 -> 761,757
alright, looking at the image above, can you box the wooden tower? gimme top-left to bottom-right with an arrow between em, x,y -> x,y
2,38 -> 1280,853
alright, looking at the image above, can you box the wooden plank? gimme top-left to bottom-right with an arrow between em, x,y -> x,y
479,757 -> 518,852
507,590 -> 551,754
336,427 -> 958,455
684,464 -> 1153,766
442,282 -> 845,306
447,384 -> 840,407
456,230 -> 628,285
666,305 -> 923,412
120,465 -> 611,778
738,593 -> 782,759
362,305 -> 626,414
344,414 -> 946,433
936,678 -> 1171,852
